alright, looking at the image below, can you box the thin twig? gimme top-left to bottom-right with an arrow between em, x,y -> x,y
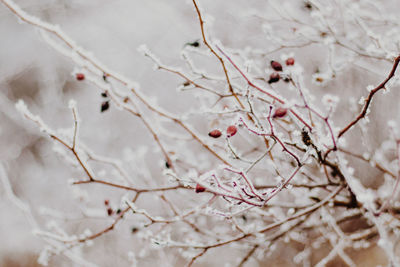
338,55 -> 400,138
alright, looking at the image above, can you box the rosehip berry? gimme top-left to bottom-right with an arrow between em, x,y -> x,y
195,184 -> 206,193
268,72 -> 280,84
107,207 -> 113,216
271,61 -> 283,71
286,57 -> 295,66
208,129 -> 222,138
226,125 -> 237,137
273,107 -> 288,118
76,73 -> 85,81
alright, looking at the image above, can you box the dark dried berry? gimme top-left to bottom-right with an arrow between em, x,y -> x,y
183,81 -> 191,86
268,72 -> 280,84
286,58 -> 295,66
330,168 -> 339,178
188,40 -> 200,47
271,61 -> 283,71
101,101 -> 110,112
101,91 -> 108,98
165,161 -> 171,169
208,129 -> 222,138
116,208 -> 121,214
76,73 -> 85,81
104,199 -> 109,206
226,125 -> 237,137
107,208 -> 113,216
131,227 -> 138,233
304,1 -> 313,10
302,129 -> 312,146
273,107 -> 288,118
195,184 -> 206,193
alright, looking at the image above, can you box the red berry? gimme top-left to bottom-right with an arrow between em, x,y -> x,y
208,129 -> 222,138
76,73 -> 85,81
107,207 -> 113,216
226,125 -> 237,137
104,199 -> 109,206
273,107 -> 288,118
268,72 -> 280,84
286,58 -> 295,66
271,61 -> 283,71
195,184 -> 206,193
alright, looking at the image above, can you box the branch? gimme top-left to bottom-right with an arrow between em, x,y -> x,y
338,55 -> 400,138
191,0 -> 244,108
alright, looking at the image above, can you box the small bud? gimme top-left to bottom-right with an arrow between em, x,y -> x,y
208,129 -> 222,138
270,61 -> 283,71
286,58 -> 295,66
104,199 -> 109,206
268,72 -> 280,84
195,184 -> 206,193
101,101 -> 110,112
76,73 -> 85,81
273,107 -> 288,118
226,125 -> 237,137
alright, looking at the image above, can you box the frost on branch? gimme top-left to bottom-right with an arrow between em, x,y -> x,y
2,0 -> 400,266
